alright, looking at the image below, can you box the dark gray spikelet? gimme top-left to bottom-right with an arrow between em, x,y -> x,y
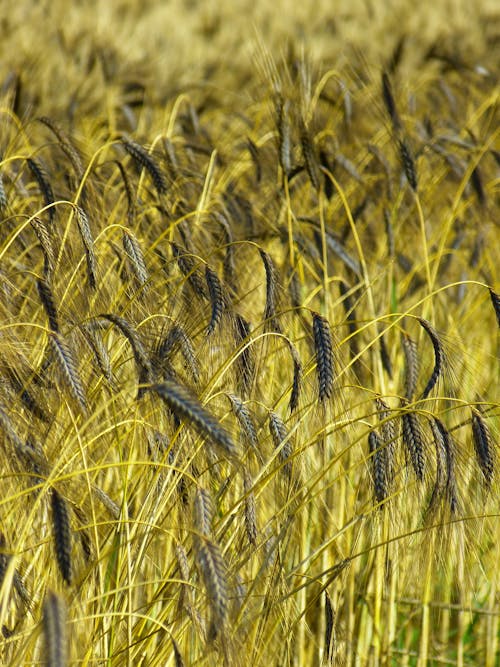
243,468 -> 257,546
121,136 -> 168,195
259,249 -> 281,333
31,217 -> 55,278
193,487 -> 214,538
379,333 -> 393,379
172,243 -> 207,300
339,280 -> 360,366
368,431 -> 388,505
429,417 -> 457,513
246,137 -> 261,184
205,265 -> 225,335
234,314 -> 255,397
471,410 -> 494,489
37,278 -> 59,333
402,332 -> 419,401
277,97 -> 292,177
81,323 -> 115,386
172,638 -> 185,667
288,341 -> 302,413
489,288 -> 500,328
228,394 -> 258,452
401,405 -> 425,481
50,489 -> 72,585
49,333 -> 87,415
398,138 -> 418,192
269,411 -> 293,480
114,160 -> 136,225
300,121 -> 320,191
324,590 -> 335,665
175,542 -> 191,612
75,207 -> 97,289
122,229 -> 148,287
194,536 -> 229,641
150,379 -> 238,460
43,590 -> 67,667
216,211 -> 237,293
100,314 -> 153,393
0,172 -> 7,213
417,318 -> 445,399
27,158 -> 55,223
312,311 -> 334,402
156,324 -> 199,383
0,534 -> 9,590
38,116 -> 84,177
381,71 -> 401,131
375,398 -> 397,487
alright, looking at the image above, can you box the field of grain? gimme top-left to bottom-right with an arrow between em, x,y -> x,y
0,1 -> 498,665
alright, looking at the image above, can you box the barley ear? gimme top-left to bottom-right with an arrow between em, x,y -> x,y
43,590 -> 68,667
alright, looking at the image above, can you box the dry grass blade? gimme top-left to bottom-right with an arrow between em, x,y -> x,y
205,265 -> 226,335
471,409 -> 494,490
49,333 -> 87,415
121,135 -> 167,194
417,318 -> 445,399
401,405 -> 425,481
43,589 -> 67,667
194,535 -> 229,641
312,311 -> 334,403
50,489 -> 73,585
401,332 -> 419,401
368,431 -> 388,506
27,157 -> 55,223
37,277 -> 59,333
150,379 -> 238,461
259,249 -> 281,333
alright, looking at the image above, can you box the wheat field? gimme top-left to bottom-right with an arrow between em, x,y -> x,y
0,1 -> 498,665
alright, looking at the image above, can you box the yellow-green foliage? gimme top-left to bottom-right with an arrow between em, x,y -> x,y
0,1 -> 498,665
